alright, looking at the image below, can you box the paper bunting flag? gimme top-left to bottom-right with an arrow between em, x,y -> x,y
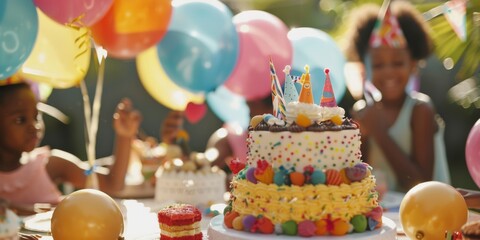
369,0 -> 407,48
283,65 -> 299,104
298,65 -> 314,104
269,59 -> 286,119
320,68 -> 337,107
443,0 -> 467,42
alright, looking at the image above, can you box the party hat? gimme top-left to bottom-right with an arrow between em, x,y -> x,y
298,65 -> 314,104
369,0 -> 407,48
269,58 -> 286,119
282,65 -> 299,104
320,68 -> 337,107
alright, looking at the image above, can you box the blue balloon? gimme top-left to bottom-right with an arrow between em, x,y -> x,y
288,28 -> 346,103
157,0 -> 239,93
206,86 -> 250,130
0,0 -> 38,79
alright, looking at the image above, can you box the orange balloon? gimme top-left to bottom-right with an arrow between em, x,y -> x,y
51,189 -> 124,240
399,181 -> 468,240
91,0 -> 172,59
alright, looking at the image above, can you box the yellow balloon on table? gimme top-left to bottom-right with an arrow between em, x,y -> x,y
136,46 -> 204,111
399,181 -> 468,240
51,189 -> 124,240
20,9 -> 91,89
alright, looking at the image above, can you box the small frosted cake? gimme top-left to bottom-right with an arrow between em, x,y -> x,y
155,150 -> 226,206
223,65 -> 382,237
158,204 -> 202,240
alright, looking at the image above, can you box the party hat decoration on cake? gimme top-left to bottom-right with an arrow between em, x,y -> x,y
320,68 -> 337,107
269,58 -> 286,119
298,65 -> 314,104
369,0 -> 406,48
282,65 -> 299,104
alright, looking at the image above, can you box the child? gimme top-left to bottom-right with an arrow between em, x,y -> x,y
0,78 -> 142,207
342,1 -> 450,192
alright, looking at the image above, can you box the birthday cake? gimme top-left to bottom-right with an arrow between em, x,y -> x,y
155,144 -> 227,207
157,204 -> 203,240
223,64 -> 383,237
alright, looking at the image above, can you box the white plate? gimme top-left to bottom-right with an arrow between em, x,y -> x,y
22,211 -> 53,233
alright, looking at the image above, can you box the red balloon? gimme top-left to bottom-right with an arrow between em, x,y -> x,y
90,0 -> 172,59
224,11 -> 292,100
466,119 -> 480,188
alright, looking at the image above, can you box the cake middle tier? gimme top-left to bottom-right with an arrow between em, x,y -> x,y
246,129 -> 362,171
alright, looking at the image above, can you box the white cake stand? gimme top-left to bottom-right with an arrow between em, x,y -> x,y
207,215 -> 397,240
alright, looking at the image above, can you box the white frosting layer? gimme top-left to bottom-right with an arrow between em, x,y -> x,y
246,129 -> 362,171
285,102 -> 345,124
155,169 -> 226,205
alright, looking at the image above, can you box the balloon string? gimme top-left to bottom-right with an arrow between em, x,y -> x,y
65,14 -> 90,80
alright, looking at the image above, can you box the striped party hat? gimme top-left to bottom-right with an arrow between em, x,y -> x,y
320,68 -> 337,107
369,0 -> 406,48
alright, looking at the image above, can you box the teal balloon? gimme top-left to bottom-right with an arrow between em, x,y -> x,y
157,0 -> 239,93
0,0 -> 38,79
288,28 -> 346,103
206,86 -> 250,130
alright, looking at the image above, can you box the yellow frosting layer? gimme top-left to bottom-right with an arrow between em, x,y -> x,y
231,176 -> 378,223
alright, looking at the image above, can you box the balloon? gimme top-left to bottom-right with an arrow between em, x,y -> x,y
206,86 -> 250,130
224,10 -> 292,100
51,189 -> 124,240
399,181 -> 468,240
157,0 -> 238,93
137,46 -> 204,111
34,0 -> 113,26
466,119 -> 480,188
91,0 -> 172,59
0,0 -> 38,79
185,102 -> 207,124
288,27 -> 346,103
20,9 -> 91,89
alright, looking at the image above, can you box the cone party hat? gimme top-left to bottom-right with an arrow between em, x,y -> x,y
320,68 -> 337,107
298,65 -> 314,104
369,0 -> 406,48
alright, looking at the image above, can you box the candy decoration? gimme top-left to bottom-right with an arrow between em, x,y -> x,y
250,115 -> 264,129
228,158 -> 246,175
331,219 -> 350,236
345,163 -> 368,182
298,220 -> 316,237
314,219 -> 329,235
242,215 -> 257,232
290,172 -> 306,186
282,220 -> 298,236
350,215 -> 367,233
254,160 -> 274,184
331,115 -> 343,125
296,113 -> 312,128
224,211 -> 240,228
256,216 -> 274,234
283,65 -> 299,104
339,168 -> 351,184
367,217 -> 379,231
298,65 -> 314,104
319,68 -> 337,107
232,216 -> 245,230
365,206 -> 383,224
311,170 -> 326,185
274,170 -> 288,186
325,169 -> 343,186
274,223 -> 283,234
246,167 -> 258,184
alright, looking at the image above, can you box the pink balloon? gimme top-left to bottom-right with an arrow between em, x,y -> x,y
185,102 -> 207,124
34,0 -> 113,26
224,10 -> 292,100
466,119 -> 480,188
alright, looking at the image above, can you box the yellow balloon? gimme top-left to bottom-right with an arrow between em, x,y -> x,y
399,181 -> 468,240
51,189 -> 124,240
136,46 -> 204,111
20,9 -> 91,89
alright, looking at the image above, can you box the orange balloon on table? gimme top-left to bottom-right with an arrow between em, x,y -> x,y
51,189 -> 124,240
399,181 -> 468,240
91,0 -> 172,59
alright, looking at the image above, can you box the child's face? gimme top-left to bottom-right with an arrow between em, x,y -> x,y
0,87 -> 41,154
368,47 -> 416,102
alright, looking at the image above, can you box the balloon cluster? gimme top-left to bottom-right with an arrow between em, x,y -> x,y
0,0 -> 347,127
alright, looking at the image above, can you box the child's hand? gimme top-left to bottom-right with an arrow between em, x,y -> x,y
160,111 -> 184,144
113,98 -> 142,138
